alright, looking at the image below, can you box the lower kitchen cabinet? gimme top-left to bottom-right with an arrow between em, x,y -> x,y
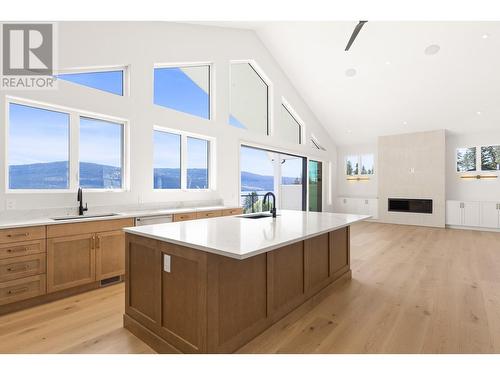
446,200 -> 500,229
96,230 -> 126,280
46,218 -> 134,293
47,233 -> 96,293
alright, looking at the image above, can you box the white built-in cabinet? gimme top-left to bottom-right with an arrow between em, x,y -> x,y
337,197 -> 378,219
446,200 -> 500,229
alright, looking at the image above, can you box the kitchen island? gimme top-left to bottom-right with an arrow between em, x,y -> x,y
122,210 -> 369,353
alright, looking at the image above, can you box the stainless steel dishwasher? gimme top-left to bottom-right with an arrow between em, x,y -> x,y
134,214 -> 173,226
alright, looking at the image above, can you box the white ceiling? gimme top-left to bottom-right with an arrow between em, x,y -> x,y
197,21 -> 500,145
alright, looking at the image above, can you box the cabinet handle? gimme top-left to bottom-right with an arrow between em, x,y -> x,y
8,287 -> 29,295
96,236 -> 101,249
92,235 -> 96,249
6,247 -> 29,254
6,232 -> 29,238
7,265 -> 29,272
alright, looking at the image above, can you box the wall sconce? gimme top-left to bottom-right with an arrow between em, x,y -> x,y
460,174 -> 498,180
346,176 -> 371,182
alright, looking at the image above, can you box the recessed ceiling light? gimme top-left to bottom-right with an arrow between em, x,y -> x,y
403,121 -> 408,125
347,130 -> 352,134
385,61 -> 391,65
424,44 -> 440,56
476,111 -> 482,115
345,68 -> 357,77
482,34 -> 490,39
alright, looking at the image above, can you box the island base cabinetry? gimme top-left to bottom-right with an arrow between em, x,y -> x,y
124,226 -> 351,353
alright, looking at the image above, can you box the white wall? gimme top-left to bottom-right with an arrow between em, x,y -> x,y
0,22 -> 336,214
446,130 -> 500,202
378,130 -> 446,227
336,144 -> 378,199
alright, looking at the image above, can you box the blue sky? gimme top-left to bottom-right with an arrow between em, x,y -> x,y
57,70 -> 123,95
154,67 -> 209,119
80,117 -> 123,167
9,103 -> 69,165
153,131 -> 181,169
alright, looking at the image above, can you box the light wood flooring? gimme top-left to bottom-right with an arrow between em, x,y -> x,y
1,221 -> 500,354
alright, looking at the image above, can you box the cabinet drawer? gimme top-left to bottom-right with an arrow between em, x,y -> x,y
0,275 -> 46,306
0,240 -> 46,260
173,212 -> 197,222
196,210 -> 222,219
47,218 -> 134,238
0,253 -> 46,282
222,208 -> 243,216
0,226 -> 45,244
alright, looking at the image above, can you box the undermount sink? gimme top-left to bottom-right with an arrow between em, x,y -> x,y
51,213 -> 119,221
237,213 -> 276,219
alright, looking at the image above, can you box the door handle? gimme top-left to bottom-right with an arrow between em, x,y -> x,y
7,265 -> 29,272
8,287 -> 29,295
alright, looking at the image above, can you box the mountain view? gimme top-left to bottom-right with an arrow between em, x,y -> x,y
10,162 -> 300,191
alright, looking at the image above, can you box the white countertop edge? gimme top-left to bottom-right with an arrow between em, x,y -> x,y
0,205 -> 233,230
123,215 -> 371,260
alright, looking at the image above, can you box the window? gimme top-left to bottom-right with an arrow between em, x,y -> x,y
360,154 -> 374,175
280,102 -> 302,144
56,70 -> 124,96
8,103 -> 70,189
456,147 -> 476,172
311,135 -> 326,151
153,131 -> 181,189
79,117 -> 124,189
240,145 -> 306,213
154,65 -> 210,119
7,100 -> 128,191
346,154 -> 374,176
229,62 -> 269,134
309,160 -> 323,212
481,145 -> 500,171
345,155 -> 359,176
187,137 -> 209,189
153,128 -> 213,190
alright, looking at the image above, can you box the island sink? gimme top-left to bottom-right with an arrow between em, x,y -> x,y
237,213 -> 275,219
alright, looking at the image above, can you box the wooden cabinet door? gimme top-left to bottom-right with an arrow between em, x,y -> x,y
96,230 -> 125,280
47,233 -> 96,293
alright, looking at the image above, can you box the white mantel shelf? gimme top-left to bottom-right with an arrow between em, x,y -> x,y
123,210 -> 370,260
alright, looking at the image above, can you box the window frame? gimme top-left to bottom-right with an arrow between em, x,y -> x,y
55,65 -> 129,96
345,154 -> 375,177
281,98 -> 305,145
455,146 -> 478,173
229,60 -> 272,136
480,144 -> 500,172
153,62 -> 214,121
4,96 -> 130,193
153,125 -> 216,191
311,134 -> 326,151
78,115 -> 128,192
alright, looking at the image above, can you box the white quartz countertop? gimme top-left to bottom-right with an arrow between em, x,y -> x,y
123,210 -> 370,260
0,205 -> 231,230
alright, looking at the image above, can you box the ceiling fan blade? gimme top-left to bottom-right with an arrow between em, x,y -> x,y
345,20 -> 367,51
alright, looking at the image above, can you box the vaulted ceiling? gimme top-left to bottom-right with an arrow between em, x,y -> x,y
199,21 -> 500,145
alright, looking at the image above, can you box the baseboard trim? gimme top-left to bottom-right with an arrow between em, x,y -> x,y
446,225 -> 500,233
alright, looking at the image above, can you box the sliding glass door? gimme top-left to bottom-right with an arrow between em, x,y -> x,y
308,160 -> 323,212
240,145 -> 306,213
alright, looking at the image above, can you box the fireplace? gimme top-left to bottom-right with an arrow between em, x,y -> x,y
388,198 -> 433,214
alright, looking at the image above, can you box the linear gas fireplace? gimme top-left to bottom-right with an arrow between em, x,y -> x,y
388,198 -> 433,214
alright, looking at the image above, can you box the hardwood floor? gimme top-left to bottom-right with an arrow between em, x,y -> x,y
1,221 -> 500,354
